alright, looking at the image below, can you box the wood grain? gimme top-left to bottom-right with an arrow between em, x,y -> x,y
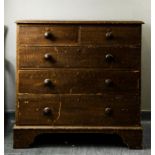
18,69 -> 140,94
80,25 -> 141,45
14,20 -> 143,149
18,46 -> 141,69
16,20 -> 144,24
16,94 -> 140,126
18,25 -> 79,45
13,125 -> 142,149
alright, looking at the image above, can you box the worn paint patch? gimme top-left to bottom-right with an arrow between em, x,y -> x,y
24,101 -> 29,104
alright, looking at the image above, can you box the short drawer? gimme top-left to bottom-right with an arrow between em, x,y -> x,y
18,25 -> 79,45
16,94 -> 140,126
18,69 -> 140,94
80,25 -> 141,45
18,46 -> 140,69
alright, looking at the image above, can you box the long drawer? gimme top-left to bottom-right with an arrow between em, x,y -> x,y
16,94 -> 140,126
18,46 -> 140,69
18,69 -> 140,94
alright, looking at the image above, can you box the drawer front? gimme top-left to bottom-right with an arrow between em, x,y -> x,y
18,25 -> 79,45
16,94 -> 140,126
81,25 -> 141,45
18,70 -> 140,94
18,46 -> 140,69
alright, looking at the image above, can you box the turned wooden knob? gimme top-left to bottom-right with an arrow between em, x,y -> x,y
105,31 -> 113,39
105,107 -> 112,115
44,32 -> 52,39
44,79 -> 51,86
105,79 -> 113,86
105,53 -> 114,63
43,107 -> 51,115
44,53 -> 51,60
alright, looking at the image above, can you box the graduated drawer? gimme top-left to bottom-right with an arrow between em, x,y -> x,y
17,25 -> 78,45
80,25 -> 141,45
18,46 -> 140,69
18,69 -> 140,94
16,94 -> 140,126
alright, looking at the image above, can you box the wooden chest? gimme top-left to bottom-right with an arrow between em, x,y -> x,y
13,20 -> 144,149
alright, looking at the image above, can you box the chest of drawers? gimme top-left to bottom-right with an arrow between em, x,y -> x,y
13,20 -> 143,149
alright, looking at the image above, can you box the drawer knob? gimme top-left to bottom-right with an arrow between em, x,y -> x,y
105,79 -> 113,86
43,107 -> 52,115
44,79 -> 52,86
105,107 -> 112,115
44,32 -> 52,39
44,53 -> 51,60
105,53 -> 114,62
105,31 -> 113,39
